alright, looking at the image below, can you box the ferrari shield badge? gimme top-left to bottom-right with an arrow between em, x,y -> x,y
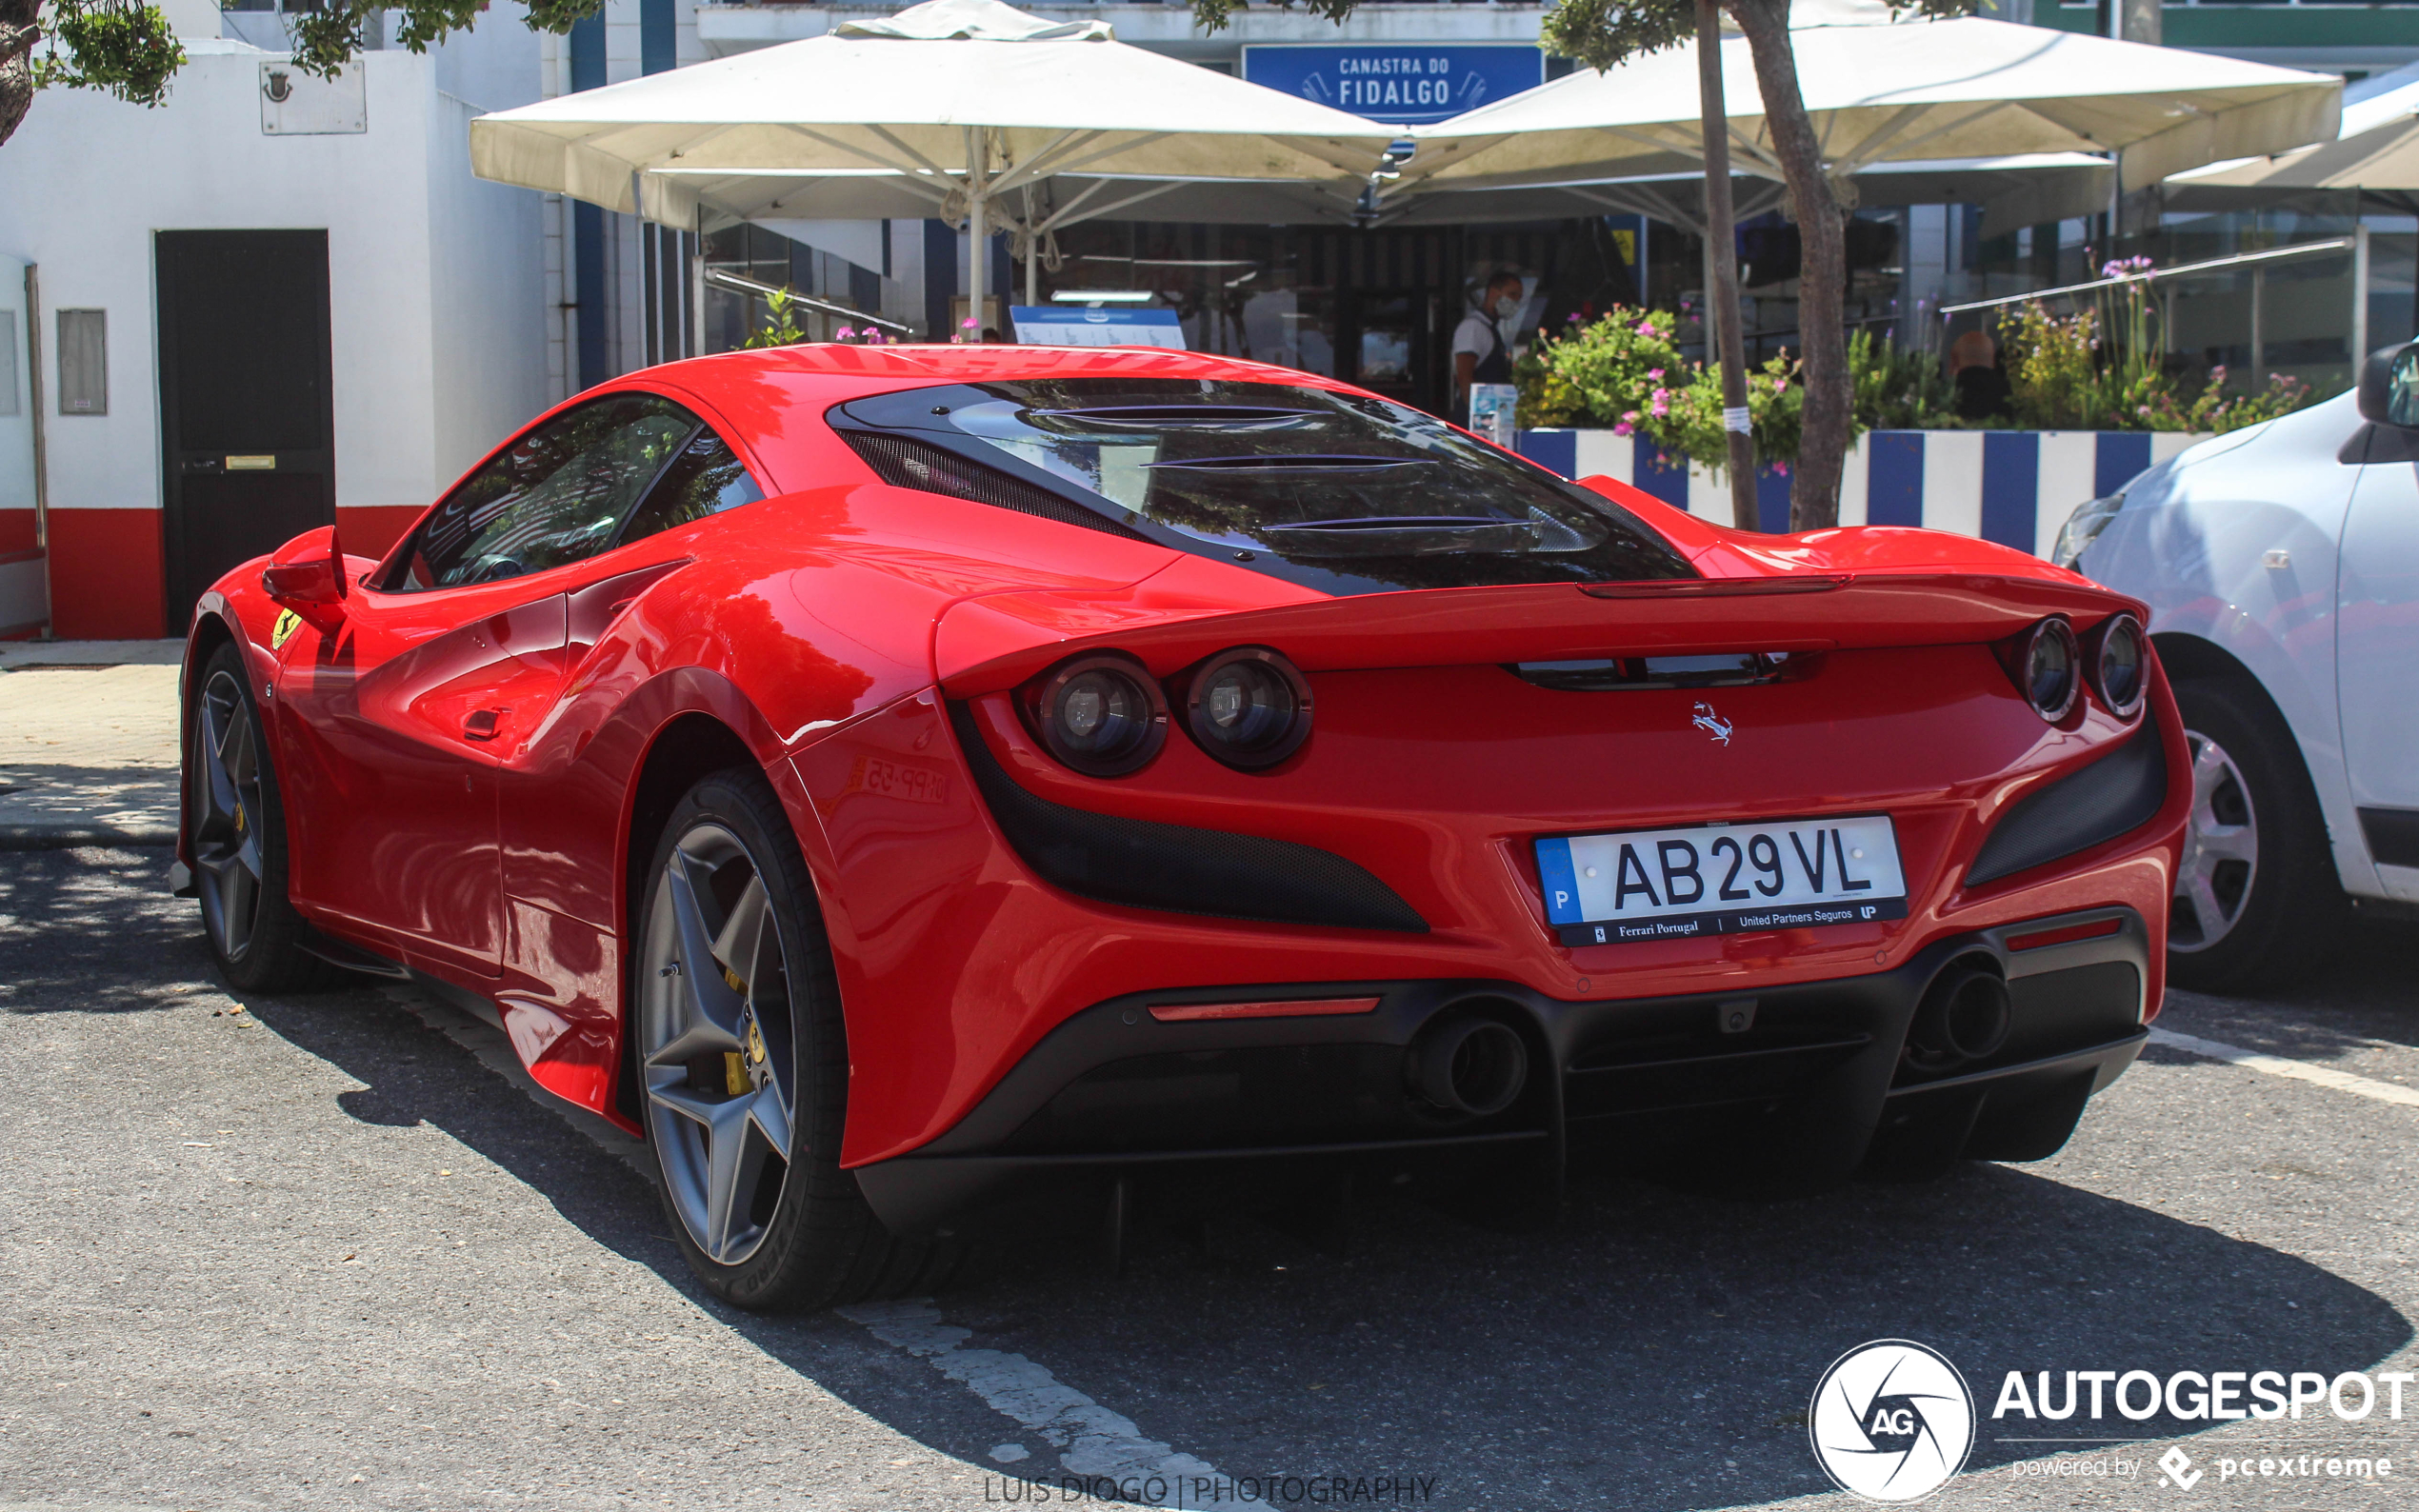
270,608 -> 303,649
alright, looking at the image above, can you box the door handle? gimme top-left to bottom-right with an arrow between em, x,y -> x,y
463,708 -> 501,740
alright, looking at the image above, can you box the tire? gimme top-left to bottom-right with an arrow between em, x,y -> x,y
186,641 -> 337,993
633,766 -> 970,1310
2165,674 -> 2348,993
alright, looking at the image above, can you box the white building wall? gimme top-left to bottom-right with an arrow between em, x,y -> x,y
0,9 -> 546,633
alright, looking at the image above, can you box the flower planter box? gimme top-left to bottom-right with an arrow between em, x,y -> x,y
1513,428 -> 2210,559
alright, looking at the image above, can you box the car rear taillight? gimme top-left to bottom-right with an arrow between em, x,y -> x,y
1025,653 -> 1167,777
1181,646 -> 1311,770
2089,613 -> 2148,719
2015,617 -> 2080,722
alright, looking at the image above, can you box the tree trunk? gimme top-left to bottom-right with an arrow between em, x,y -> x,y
0,0 -> 38,150
1695,0 -> 1758,530
1729,0 -> 1848,531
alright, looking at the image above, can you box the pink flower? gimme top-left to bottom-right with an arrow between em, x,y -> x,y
2209,365 -> 2228,381
1612,421 -> 1634,437
1621,409 -> 1641,424
836,327 -> 856,341
961,316 -> 980,329
1771,375 -> 1788,392
1635,320 -> 1659,336
1646,368 -> 1665,381
1774,462 -> 1789,476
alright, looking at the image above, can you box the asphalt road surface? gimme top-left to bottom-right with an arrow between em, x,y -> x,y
5,846 -> 2416,1512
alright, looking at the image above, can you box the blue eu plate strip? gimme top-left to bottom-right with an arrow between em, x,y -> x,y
1534,837 -> 1581,925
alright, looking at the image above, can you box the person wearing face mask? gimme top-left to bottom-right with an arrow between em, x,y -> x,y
1452,270 -> 1527,425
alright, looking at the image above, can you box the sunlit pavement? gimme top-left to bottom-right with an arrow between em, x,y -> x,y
3,844 -> 2415,1511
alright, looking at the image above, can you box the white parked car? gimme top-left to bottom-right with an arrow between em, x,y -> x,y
2055,348 -> 2419,989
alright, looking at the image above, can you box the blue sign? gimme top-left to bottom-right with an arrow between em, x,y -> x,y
1241,44 -> 1544,127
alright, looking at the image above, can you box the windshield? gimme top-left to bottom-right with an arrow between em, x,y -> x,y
835,378 -> 1695,593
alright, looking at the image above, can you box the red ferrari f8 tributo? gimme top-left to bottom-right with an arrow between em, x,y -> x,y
176,345 -> 2184,1307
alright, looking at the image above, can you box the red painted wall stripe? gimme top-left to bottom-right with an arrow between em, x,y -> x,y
48,510 -> 166,641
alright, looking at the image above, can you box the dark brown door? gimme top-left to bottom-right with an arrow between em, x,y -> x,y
158,230 -> 336,630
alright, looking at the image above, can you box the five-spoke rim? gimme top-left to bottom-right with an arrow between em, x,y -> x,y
190,669 -> 266,963
2171,728 -> 2258,952
638,822 -> 797,1266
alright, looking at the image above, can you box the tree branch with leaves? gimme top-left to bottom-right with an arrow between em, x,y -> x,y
1,0 -> 603,149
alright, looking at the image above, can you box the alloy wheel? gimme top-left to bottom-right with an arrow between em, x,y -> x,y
190,669 -> 267,963
2171,728 -> 2258,952
639,823 -> 798,1266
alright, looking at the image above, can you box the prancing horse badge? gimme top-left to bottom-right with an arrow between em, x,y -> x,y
1691,701 -> 1734,746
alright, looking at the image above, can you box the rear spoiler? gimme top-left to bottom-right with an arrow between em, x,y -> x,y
936,568 -> 2147,696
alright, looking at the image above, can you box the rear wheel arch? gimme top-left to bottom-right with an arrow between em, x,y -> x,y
616,711 -> 822,1127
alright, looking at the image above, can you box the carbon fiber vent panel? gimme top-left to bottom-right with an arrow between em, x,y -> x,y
842,431 -> 1149,540
949,704 -> 1428,934
1969,724 -> 2167,885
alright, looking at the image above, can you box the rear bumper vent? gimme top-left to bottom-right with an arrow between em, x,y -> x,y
950,703 -> 1428,934
1968,724 -> 2167,886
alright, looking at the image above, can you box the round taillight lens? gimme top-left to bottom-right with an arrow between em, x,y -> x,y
1185,647 -> 1311,769
2020,618 -> 2080,722
1030,655 -> 1165,776
2092,612 -> 2147,718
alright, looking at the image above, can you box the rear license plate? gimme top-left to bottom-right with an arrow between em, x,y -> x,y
1535,815 -> 1909,946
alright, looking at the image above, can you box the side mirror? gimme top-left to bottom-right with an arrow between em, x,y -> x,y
262,526 -> 349,626
2356,343 -> 2419,427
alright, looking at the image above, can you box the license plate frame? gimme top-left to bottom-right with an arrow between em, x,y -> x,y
1535,814 -> 1909,947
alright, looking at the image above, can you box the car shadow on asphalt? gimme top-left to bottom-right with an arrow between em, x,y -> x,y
24,850 -> 2410,1512
249,980 -> 2416,1512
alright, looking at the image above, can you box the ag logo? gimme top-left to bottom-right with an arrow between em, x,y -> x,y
1809,1339 -> 1975,1502
270,608 -> 303,649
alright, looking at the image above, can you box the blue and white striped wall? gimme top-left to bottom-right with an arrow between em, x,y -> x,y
1513,429 -> 2207,559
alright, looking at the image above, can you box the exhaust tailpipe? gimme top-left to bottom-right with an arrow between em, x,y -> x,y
1907,961 -> 2013,1070
1409,1015 -> 1529,1117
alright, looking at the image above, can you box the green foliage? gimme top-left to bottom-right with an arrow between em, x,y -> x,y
741,288 -> 808,349
30,0 -> 184,107
1516,307 -> 1811,478
13,0 -> 597,138
1849,328 -> 1952,430
1522,298 -> 2311,447
1997,267 -> 2316,435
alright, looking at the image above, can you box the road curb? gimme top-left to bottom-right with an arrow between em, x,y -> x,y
0,826 -> 179,851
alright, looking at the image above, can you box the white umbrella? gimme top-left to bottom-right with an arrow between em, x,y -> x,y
1396,0 -> 2339,207
2169,61 -> 2419,195
1377,153 -> 2114,238
468,0 -> 1400,328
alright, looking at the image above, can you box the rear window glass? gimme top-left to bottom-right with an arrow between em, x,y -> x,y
835,378 -> 1694,593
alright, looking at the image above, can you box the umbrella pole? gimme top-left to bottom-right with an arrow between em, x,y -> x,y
1695,0 -> 1758,532
967,127 -> 988,342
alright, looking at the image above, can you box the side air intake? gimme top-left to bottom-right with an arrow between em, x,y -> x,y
949,704 -> 1428,933
1968,724 -> 2168,885
841,430 -> 1150,540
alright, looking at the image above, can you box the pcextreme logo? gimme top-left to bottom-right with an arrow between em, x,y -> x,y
1809,1340 -> 1978,1502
